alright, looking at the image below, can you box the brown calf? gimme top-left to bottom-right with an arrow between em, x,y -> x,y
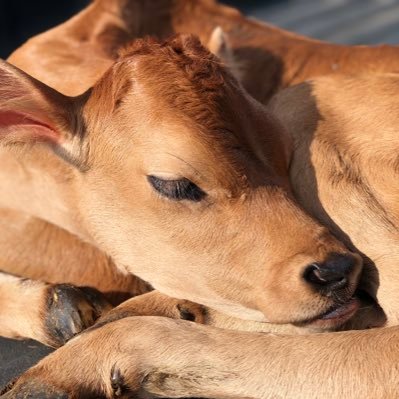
0,1 -> 397,398
5,70 -> 399,399
1,0 -> 397,344
0,34 -> 362,346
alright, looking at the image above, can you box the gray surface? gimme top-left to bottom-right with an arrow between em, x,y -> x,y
0,338 -> 53,391
241,0 -> 399,45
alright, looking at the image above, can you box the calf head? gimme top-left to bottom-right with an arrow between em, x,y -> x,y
0,35 -> 362,329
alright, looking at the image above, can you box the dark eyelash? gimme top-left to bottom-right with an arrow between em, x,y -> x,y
148,175 -> 206,202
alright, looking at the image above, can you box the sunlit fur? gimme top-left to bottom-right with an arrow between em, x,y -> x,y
0,34 -> 360,334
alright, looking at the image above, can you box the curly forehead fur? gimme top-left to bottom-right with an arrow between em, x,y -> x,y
106,34 -> 238,135
118,34 -> 227,90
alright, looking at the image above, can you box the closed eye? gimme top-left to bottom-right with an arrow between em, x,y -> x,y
148,175 -> 206,202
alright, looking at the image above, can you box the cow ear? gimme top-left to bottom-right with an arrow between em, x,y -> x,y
0,60 -> 86,165
208,27 -> 243,82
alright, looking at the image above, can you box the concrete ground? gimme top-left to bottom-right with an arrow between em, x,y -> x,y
1,0 -> 399,391
0,339 -> 52,389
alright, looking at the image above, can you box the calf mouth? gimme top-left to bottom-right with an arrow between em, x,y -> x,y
297,289 -> 376,330
306,296 -> 360,329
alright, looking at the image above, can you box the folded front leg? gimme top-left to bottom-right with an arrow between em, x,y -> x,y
3,316 -> 399,399
95,290 -> 206,327
0,271 -> 112,347
94,290 -> 308,334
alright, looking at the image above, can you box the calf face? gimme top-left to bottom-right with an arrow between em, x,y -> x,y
0,35 -> 361,327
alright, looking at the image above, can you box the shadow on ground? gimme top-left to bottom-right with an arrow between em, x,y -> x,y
0,338 -> 53,390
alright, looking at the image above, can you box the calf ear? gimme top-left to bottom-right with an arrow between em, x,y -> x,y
0,60 -> 86,165
208,27 -> 243,82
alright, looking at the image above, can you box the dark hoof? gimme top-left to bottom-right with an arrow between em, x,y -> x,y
176,302 -> 207,323
45,284 -> 112,347
0,379 -> 69,399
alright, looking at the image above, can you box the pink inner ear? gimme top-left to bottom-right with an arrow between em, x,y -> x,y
0,110 -> 60,143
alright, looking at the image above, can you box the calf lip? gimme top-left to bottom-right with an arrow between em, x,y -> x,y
319,296 -> 360,320
305,296 -> 361,329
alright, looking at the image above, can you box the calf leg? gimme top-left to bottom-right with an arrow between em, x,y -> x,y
96,293 -> 383,337
0,271 -> 111,347
0,210 -> 151,305
95,290 -> 207,327
2,317 -> 398,399
94,291 -> 298,332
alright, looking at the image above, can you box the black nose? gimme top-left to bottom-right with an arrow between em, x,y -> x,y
304,253 -> 357,291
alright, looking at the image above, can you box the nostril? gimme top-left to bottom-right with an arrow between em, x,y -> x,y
303,254 -> 356,291
304,263 -> 332,286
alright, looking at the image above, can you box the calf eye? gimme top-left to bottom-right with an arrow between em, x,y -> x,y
148,175 -> 206,202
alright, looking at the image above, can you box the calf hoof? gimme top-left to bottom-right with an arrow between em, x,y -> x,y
0,379 -> 69,399
176,301 -> 207,323
45,284 -> 112,347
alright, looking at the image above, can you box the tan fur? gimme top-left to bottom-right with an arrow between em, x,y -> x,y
0,209 -> 149,304
6,73 -> 399,397
269,74 -> 399,325
0,271 -> 51,344
4,317 -> 399,399
0,33 -> 363,342
96,290 -> 207,325
0,270 -> 113,347
3,0 -> 399,329
2,2 -> 399,397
